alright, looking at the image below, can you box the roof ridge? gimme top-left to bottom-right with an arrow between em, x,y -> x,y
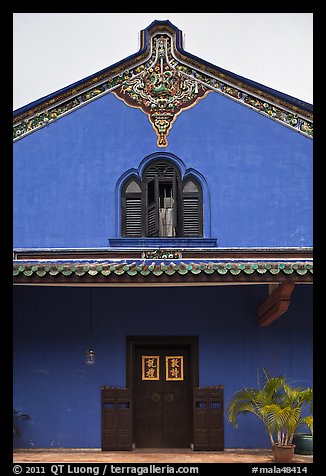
13,20 -> 313,142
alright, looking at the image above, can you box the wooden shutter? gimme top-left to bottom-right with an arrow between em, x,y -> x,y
122,180 -> 142,237
172,175 -> 180,237
182,180 -> 203,237
125,197 -> 142,237
146,177 -> 159,237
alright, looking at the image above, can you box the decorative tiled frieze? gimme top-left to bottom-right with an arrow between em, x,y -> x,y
13,260 -> 313,278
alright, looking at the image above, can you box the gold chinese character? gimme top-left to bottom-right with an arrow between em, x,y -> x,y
170,367 -> 180,378
142,356 -> 160,380
170,358 -> 180,368
146,368 -> 156,378
146,358 -> 156,368
166,356 -> 184,381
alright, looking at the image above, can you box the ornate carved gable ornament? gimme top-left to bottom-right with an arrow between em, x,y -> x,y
114,36 -> 210,146
13,21 -> 313,143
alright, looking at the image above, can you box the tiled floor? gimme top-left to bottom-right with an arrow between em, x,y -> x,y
13,448 -> 313,464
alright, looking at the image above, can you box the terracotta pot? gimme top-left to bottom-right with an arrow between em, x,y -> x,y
272,443 -> 295,463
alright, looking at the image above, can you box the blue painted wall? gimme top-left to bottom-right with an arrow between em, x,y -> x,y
13,91 -> 313,248
13,284 -> 312,449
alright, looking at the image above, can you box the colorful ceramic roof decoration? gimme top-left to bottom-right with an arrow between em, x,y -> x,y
13,20 -> 313,145
13,258 -> 313,283
113,35 -> 210,146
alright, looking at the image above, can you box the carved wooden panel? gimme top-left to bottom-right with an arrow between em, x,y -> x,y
101,387 -> 132,451
193,386 -> 224,451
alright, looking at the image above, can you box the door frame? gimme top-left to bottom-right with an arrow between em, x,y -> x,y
126,335 -> 199,447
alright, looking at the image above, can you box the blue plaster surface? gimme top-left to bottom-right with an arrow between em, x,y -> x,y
13,284 -> 312,449
13,91 -> 313,248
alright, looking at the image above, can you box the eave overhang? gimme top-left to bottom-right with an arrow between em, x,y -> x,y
13,20 -> 313,143
13,247 -> 313,286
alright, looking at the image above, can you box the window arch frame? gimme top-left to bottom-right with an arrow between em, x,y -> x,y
117,154 -> 210,239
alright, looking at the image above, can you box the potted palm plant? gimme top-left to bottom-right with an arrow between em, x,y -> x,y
227,369 -> 313,463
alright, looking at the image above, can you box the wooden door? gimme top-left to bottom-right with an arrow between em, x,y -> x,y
133,343 -> 193,448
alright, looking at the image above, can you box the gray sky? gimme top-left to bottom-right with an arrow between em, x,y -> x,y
13,13 -> 313,110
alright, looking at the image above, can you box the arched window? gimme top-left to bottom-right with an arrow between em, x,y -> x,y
121,160 -> 203,238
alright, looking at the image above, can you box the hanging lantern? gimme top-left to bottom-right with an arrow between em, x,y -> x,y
85,349 -> 96,365
85,288 -> 96,365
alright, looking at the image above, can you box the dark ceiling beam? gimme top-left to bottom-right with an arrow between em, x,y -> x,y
258,282 -> 296,327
